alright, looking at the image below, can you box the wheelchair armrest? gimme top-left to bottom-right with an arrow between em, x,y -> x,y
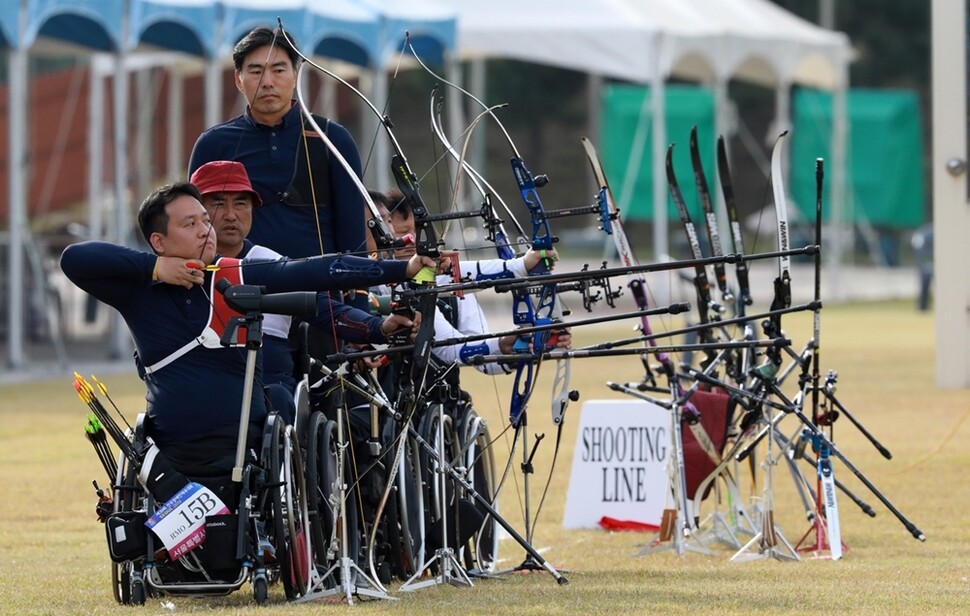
133,412 -> 149,450
294,321 -> 311,379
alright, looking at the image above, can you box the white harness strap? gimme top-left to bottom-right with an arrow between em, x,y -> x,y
144,258 -> 245,374
143,334 -> 212,375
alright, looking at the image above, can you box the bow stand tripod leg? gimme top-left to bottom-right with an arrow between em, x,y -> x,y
489,405 -> 555,574
402,395 -> 568,585
730,381 -> 800,562
764,376 -> 926,543
632,382 -> 711,556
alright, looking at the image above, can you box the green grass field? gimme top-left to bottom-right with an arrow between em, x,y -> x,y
1,300 -> 967,614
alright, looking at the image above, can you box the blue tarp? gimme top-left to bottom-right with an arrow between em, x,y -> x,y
1,0 -> 456,67
27,0 -> 125,52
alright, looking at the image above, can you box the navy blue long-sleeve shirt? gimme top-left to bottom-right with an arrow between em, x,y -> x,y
188,104 -> 369,310
60,241 -> 408,446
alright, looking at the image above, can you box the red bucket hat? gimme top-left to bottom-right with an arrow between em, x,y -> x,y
190,160 -> 263,207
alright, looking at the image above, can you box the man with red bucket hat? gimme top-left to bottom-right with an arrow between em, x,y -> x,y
190,160 -> 417,412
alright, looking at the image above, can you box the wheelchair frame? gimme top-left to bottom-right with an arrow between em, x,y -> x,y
107,410 -> 311,605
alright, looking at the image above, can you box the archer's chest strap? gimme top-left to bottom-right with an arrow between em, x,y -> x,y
283,116 -> 331,207
143,258 -> 246,374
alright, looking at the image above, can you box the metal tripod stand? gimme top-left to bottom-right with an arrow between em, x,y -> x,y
730,366 -> 800,562
489,405 -> 559,574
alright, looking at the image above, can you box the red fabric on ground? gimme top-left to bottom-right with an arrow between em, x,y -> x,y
598,516 -> 661,532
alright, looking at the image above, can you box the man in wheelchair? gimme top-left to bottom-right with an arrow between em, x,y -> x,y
61,181 -> 441,604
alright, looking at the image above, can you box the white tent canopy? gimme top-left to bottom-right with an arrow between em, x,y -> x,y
453,0 -> 849,88
453,0 -> 657,82
448,0 -> 852,265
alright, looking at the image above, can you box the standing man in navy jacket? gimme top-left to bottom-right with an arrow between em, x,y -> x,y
188,26 -> 377,406
188,26 -> 367,289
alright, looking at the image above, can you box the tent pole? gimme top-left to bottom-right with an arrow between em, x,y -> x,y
135,68 -> 153,200
7,38 -> 28,369
651,70 -> 667,261
110,21 -> 131,359
372,65 -> 390,192
444,52 -> 468,249
468,58 -> 486,182
586,73 -> 603,149
204,57 -> 221,130
317,72 -> 337,119
166,64 -> 184,179
713,75 -> 732,266
830,71 -> 848,301
366,19 -> 391,192
88,55 -> 108,240
587,72 -> 603,204
357,68 -> 372,181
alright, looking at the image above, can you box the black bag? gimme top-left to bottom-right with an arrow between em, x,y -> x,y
193,514 -> 242,573
105,511 -> 148,563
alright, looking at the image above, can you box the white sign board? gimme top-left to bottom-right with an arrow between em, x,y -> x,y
146,482 -> 229,559
562,399 -> 670,529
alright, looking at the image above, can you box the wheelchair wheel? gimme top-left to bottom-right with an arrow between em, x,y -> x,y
460,410 -> 499,573
305,411 -> 335,571
111,448 -> 142,604
305,411 -> 362,582
416,402 -> 460,566
285,425 -> 313,598
394,430 -> 425,577
264,415 -> 311,600
372,419 -> 422,581
111,562 -> 128,605
110,453 -> 130,604
373,469 -> 401,584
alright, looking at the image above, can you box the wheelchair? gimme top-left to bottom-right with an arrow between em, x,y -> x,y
361,357 -> 502,582
300,364 -> 398,597
282,340 -> 503,591
412,386 -> 499,577
105,408 -> 313,605
452,395 -> 500,575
